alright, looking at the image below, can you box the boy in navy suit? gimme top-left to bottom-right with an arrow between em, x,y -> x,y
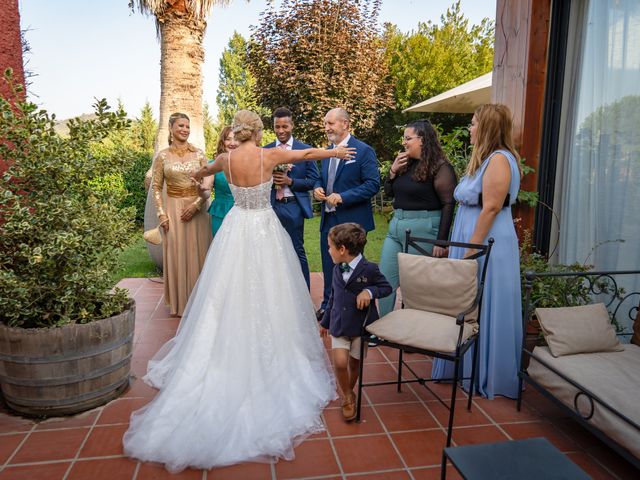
320,223 -> 391,421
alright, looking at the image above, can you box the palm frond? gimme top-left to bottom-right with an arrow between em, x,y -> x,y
129,0 -> 233,22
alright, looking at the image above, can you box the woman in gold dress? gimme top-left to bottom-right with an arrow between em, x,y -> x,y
152,113 -> 212,316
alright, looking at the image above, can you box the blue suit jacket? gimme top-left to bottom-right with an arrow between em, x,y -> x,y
264,138 -> 319,218
314,136 -> 380,231
320,257 -> 392,338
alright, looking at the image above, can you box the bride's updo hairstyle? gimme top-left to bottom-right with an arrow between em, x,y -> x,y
232,110 -> 264,143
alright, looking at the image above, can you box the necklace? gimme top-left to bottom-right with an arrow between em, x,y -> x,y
170,143 -> 191,157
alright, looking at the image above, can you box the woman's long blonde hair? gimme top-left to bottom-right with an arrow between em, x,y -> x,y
467,104 -> 521,177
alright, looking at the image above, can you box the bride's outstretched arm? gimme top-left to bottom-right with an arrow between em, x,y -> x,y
272,146 -> 355,166
192,153 -> 225,182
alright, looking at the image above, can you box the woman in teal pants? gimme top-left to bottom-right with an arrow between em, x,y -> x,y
378,120 -> 457,317
203,126 -> 236,237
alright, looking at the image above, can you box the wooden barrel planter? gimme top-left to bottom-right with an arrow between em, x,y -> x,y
0,301 -> 135,417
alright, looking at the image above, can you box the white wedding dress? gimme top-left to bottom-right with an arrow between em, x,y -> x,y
123,155 -> 336,473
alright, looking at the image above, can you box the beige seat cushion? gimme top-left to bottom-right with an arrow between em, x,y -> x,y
366,309 -> 478,353
398,253 -> 478,322
535,303 -> 623,357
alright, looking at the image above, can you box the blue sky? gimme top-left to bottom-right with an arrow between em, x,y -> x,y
19,0 -> 496,120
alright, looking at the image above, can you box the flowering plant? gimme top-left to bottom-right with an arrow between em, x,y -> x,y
272,163 -> 292,189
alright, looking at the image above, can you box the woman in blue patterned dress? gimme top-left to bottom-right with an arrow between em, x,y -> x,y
432,103 -> 523,399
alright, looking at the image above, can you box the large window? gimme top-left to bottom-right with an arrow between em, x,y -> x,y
551,0 -> 640,320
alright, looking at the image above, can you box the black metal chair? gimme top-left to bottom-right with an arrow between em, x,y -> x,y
355,231 -> 493,446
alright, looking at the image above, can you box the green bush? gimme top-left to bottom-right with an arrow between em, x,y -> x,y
0,82 -> 135,328
121,152 -> 152,224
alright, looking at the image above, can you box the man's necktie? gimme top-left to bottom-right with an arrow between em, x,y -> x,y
276,143 -> 289,200
325,154 -> 339,212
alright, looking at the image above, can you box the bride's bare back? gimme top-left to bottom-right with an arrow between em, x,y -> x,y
223,144 -> 277,187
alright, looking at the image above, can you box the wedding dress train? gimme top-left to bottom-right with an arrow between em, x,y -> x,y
123,174 -> 336,472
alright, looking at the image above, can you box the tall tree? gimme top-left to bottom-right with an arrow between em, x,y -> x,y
129,0 -> 232,153
373,1 -> 494,162
216,32 -> 266,126
248,0 -> 394,147
129,0 -> 232,267
134,101 -> 158,154
386,1 -> 494,111
202,102 -> 217,158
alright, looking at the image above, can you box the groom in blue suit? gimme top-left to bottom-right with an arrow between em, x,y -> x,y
313,108 -> 380,318
264,107 -> 319,289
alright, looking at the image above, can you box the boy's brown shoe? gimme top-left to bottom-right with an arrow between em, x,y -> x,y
341,393 -> 357,421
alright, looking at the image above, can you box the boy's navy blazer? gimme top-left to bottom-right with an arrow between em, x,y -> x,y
264,138 -> 319,219
320,257 -> 392,338
314,136 -> 380,232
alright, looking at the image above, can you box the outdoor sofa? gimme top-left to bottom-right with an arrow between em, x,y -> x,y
518,269 -> 640,469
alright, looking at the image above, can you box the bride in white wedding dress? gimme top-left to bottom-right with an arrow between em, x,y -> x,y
122,110 -> 355,473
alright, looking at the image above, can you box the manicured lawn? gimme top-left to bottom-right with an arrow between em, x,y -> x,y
113,231 -> 159,282
303,212 -> 390,272
114,212 -> 390,282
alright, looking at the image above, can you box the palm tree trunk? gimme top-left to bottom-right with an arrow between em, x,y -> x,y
145,10 -> 208,269
155,12 -> 207,152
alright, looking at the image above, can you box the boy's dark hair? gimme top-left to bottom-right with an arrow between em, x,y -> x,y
328,223 -> 367,255
273,107 -> 293,119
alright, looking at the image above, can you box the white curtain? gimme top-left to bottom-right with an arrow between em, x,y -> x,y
555,0 -> 640,330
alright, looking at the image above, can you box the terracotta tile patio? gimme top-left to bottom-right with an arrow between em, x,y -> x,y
0,276 -> 638,479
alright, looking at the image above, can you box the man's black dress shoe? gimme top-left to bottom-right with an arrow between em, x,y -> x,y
315,308 -> 325,321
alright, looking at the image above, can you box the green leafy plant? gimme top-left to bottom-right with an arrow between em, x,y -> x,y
0,76 -> 135,328
519,230 -> 625,333
121,152 -> 152,224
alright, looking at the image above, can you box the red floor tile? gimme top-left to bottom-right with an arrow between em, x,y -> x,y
401,361 -> 434,380
426,398 -> 492,428
0,433 -> 26,463
10,428 -> 89,464
346,471 -> 412,479
136,462 -> 205,479
472,396 -> 540,424
35,410 -> 99,431
565,452 -> 617,480
0,462 -> 71,480
501,421 -> 580,453
324,406 -> 385,437
208,461 -> 273,479
66,457 -> 137,480
361,363 -> 402,383
450,425 -> 509,446
333,434 -> 404,474
392,430 -> 447,467
363,383 -> 419,405
375,403 -> 438,432
97,397 -> 150,425
79,424 -> 129,457
411,465 -> 463,480
0,412 -> 34,433
410,381 -> 461,402
274,438 -> 340,478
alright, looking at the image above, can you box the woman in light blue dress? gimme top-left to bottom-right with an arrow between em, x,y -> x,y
204,126 -> 236,237
432,104 -> 522,399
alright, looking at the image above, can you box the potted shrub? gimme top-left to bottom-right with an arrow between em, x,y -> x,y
0,78 -> 136,417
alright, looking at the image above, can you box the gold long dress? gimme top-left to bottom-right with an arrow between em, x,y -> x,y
152,144 -> 212,316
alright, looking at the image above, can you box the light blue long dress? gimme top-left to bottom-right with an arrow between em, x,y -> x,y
207,171 -> 234,237
432,149 -> 522,399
